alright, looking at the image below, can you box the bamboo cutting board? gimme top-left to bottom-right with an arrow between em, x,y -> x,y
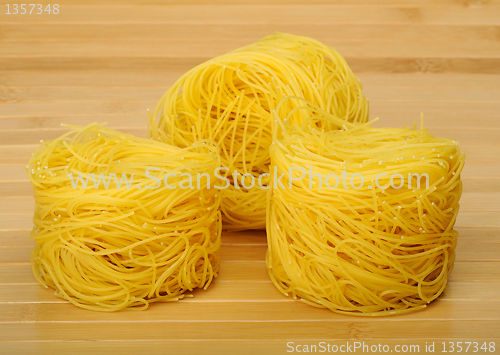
0,0 -> 499,354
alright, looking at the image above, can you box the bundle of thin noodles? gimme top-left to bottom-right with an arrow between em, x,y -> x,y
266,99 -> 465,316
27,123 -> 222,311
150,32 -> 369,231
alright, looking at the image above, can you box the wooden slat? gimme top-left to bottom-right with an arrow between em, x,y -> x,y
0,231 -> 34,247
2,39 -> 500,60
2,6 -> 499,25
0,317 -> 498,342
0,146 -> 37,164
0,87 -> 166,102
2,24 -> 500,42
0,166 -> 27,181
2,85 -> 500,103
3,57 -> 499,73
0,101 -> 154,118
456,212 -> 500,228
2,339 -> 499,355
1,293 -> 500,321
20,0 -> 500,5
463,163 -> 500,177
0,127 -> 151,144
460,193 -> 500,211
1,72 -> 499,89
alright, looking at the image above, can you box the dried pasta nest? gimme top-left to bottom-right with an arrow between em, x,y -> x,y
266,102 -> 465,316
27,123 -> 222,311
150,32 -> 369,231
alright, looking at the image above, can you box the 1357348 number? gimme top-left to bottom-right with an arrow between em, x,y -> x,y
6,4 -> 59,14
442,342 -> 496,353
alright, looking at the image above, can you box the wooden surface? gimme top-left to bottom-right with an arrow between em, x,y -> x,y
1,0 -> 500,354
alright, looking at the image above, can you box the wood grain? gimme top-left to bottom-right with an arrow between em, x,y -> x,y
2,5 -> 499,25
0,0 -> 499,353
2,24 -> 500,42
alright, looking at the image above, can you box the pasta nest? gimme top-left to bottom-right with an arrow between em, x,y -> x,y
150,32 -> 369,231
27,123 -> 222,311
266,101 -> 465,315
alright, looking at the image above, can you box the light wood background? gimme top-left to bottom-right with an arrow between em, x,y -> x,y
1,0 -> 499,354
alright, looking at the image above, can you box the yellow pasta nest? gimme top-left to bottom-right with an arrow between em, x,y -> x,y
150,32 -> 369,231
266,102 -> 465,316
27,123 -> 222,311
